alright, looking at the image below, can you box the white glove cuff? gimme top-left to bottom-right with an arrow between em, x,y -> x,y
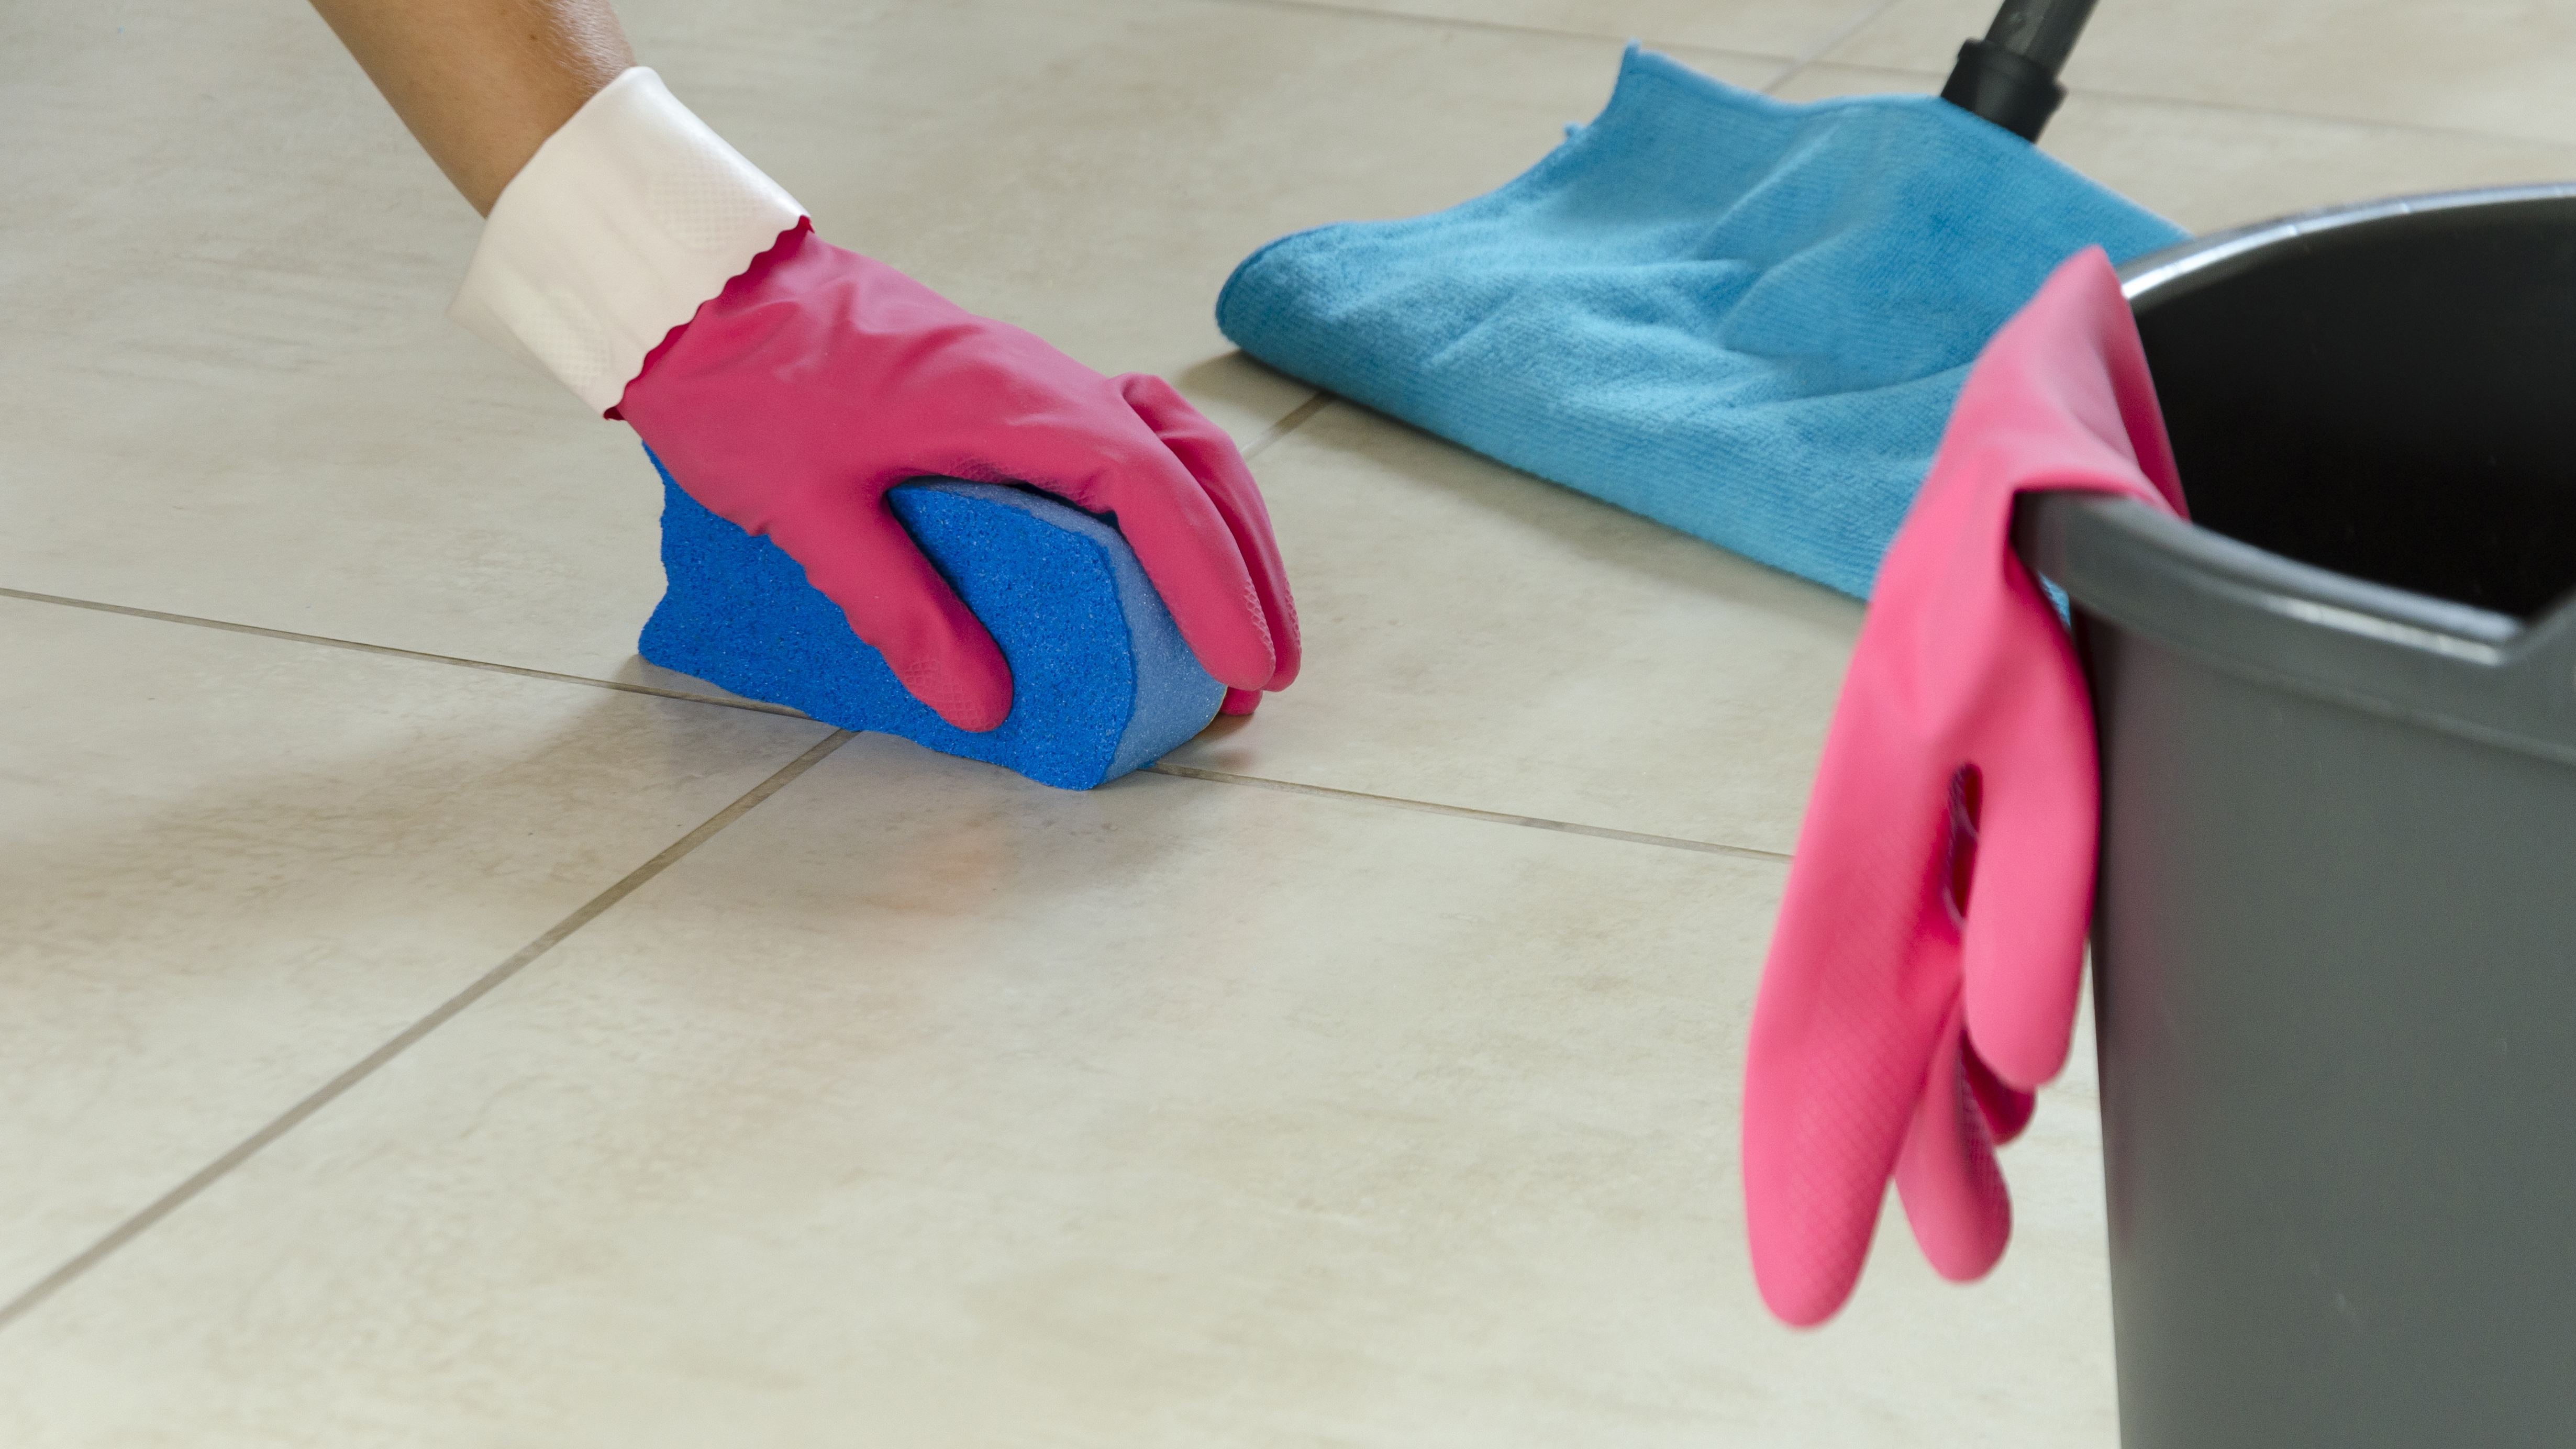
448,67 -> 807,415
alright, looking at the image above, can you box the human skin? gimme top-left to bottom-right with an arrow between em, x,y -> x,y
307,0 -> 635,215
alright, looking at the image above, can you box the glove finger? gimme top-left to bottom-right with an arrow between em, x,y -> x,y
1958,632 -> 2103,1091
1117,373 -> 1302,692
1220,687 -> 1263,717
1965,1033 -> 2038,1145
1894,1001 -> 2014,1283
769,485 -> 1014,733
1021,392 -> 1275,692
1742,722 -> 1961,1327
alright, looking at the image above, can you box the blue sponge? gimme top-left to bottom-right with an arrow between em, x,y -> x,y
638,450 -> 1224,790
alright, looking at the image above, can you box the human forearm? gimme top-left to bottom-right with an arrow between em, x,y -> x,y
307,0 -> 633,214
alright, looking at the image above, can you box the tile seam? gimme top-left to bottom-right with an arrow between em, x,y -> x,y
1197,0 -> 1801,62
1791,55 -> 2576,150
3,585 -> 1781,862
1147,761 -> 1791,863
1766,0 -> 1908,95
0,586 -> 809,719
1240,389 -> 1335,461
0,728 -> 856,1336
1199,0 -> 2576,153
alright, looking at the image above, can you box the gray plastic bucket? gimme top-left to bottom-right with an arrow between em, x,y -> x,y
2014,185 -> 2576,1449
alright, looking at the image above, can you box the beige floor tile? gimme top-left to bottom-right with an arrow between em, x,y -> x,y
0,595 -> 831,1306
1168,402 -> 1860,854
663,0 -> 1757,430
2,0 -> 1711,684
1827,0 -> 2576,147
1287,0 -> 1870,63
0,734 -> 2113,1448
1773,62 -> 2576,236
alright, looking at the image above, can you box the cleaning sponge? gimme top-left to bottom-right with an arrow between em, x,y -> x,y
638,450 -> 1225,789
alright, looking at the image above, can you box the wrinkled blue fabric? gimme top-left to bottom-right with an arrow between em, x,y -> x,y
1216,46 -> 2188,597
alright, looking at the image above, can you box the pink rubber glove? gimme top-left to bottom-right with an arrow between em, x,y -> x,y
444,69 -> 1296,734
617,221 -> 1300,731
1741,248 -> 2187,1327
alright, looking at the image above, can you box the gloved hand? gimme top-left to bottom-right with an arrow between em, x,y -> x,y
447,69 -> 1298,731
1740,247 -> 2187,1328
616,224 -> 1297,730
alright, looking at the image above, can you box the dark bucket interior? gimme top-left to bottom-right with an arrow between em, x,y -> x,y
2131,198 -> 2576,620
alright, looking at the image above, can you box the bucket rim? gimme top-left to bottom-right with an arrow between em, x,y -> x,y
2015,184 -> 2576,761
2114,181 -> 2576,299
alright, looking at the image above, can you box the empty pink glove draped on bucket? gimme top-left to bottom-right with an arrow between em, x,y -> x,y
1742,247 -> 2188,1328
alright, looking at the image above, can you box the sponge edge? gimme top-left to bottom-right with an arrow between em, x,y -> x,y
637,450 -> 1225,790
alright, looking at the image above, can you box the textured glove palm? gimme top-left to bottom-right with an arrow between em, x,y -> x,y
1741,248 -> 2187,1327
617,222 -> 1301,732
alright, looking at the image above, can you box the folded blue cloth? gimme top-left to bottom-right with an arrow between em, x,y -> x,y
1217,46 -> 2187,597
639,451 -> 1224,790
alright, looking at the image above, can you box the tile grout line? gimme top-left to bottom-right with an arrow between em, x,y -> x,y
6,498 -> 1790,864
5,377 -> 1336,714
1241,389 -> 1335,461
1784,53 -> 2576,149
1147,761 -> 1790,863
1765,0 -> 1908,95
0,586 -> 809,720
1201,0 -> 2576,155
4,581 -> 1792,863
1201,0 -> 1798,63
0,728 -> 856,1336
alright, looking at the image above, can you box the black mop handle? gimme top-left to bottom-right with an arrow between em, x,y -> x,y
1938,0 -> 2100,141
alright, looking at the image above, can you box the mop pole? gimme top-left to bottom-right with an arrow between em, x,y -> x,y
1938,0 -> 2100,141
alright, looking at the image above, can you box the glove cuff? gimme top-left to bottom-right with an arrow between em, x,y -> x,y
447,67 -> 807,415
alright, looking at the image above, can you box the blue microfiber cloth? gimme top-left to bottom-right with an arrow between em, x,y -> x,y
1216,45 -> 2189,598
638,450 -> 1224,790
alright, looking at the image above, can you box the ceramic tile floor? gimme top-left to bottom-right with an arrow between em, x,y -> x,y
3,0 -> 2567,1443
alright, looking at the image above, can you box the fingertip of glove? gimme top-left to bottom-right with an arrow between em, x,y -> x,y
1962,995 -> 2078,1093
1754,1263 -> 1854,1329
907,673 -> 1012,733
1190,627 -> 1278,695
1747,1194 -> 1865,1326
1986,1044 -> 2067,1097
